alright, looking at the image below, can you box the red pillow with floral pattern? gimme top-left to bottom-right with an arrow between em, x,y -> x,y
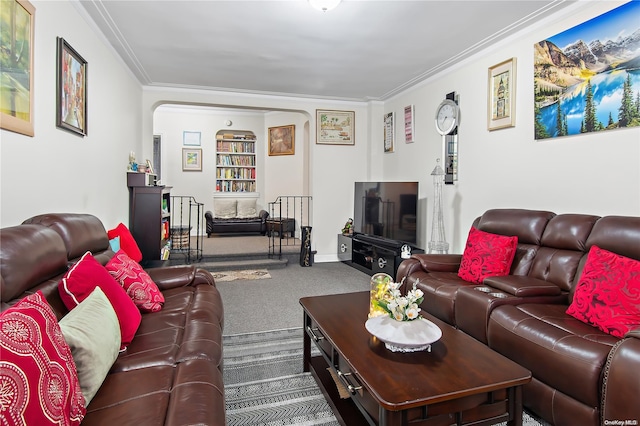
457,226 -> 518,284
105,250 -> 165,313
0,291 -> 86,425
566,245 -> 640,338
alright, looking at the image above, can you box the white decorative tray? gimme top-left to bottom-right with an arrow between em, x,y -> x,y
365,316 -> 442,353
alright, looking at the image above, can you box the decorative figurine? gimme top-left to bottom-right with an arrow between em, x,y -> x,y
342,218 -> 354,235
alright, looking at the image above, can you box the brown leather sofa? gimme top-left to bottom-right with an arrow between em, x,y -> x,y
0,213 -> 226,425
396,209 -> 640,426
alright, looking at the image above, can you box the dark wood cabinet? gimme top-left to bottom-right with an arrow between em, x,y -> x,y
127,175 -> 171,264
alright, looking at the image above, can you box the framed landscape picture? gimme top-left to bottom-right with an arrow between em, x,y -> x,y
56,37 -> 88,136
182,148 -> 202,171
534,1 -> 640,139
316,110 -> 354,145
268,124 -> 295,156
0,0 -> 35,136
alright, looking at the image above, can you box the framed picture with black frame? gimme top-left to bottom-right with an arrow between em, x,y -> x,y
56,37 -> 88,136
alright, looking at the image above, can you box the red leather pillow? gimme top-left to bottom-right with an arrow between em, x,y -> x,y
458,226 -> 518,284
106,250 -> 165,313
566,245 -> 640,338
107,223 -> 143,263
58,251 -> 141,350
0,291 -> 86,425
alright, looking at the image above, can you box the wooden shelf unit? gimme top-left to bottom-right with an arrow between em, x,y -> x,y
127,174 -> 172,264
215,130 -> 256,193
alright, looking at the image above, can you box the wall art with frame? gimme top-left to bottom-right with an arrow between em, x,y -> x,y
268,124 -> 295,156
383,111 -> 394,153
183,130 -> 201,146
404,105 -> 415,143
0,0 -> 35,136
316,109 -> 354,145
534,1 -> 640,140
488,58 -> 516,131
182,148 -> 202,171
56,37 -> 87,136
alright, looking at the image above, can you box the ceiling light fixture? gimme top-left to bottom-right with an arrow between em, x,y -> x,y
308,0 -> 342,12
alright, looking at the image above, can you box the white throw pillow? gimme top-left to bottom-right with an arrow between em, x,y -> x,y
214,199 -> 237,218
59,287 -> 121,407
236,198 -> 258,219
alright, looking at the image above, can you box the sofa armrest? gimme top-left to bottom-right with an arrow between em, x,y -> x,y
146,265 -> 216,290
411,254 -> 462,273
483,275 -> 562,297
602,336 -> 640,424
205,210 -> 213,221
259,209 -> 269,222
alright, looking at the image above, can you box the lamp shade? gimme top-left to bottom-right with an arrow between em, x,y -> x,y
308,0 -> 342,12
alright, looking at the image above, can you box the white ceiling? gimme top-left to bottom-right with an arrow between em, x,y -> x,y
77,0 -> 575,102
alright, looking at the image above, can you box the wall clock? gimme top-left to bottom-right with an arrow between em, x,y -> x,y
434,99 -> 460,136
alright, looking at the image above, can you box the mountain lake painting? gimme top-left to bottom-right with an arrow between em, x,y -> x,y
534,1 -> 640,140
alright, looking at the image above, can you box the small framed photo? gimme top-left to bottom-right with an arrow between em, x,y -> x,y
1,0 -> 35,137
404,105 -> 415,143
182,148 -> 202,171
56,37 -> 88,136
488,57 -> 516,131
316,110 -> 355,145
268,124 -> 295,156
384,112 -> 394,153
183,130 -> 201,146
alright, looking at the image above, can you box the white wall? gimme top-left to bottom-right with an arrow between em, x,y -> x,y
153,106 -> 266,220
383,0 -> 640,253
0,1 -> 142,228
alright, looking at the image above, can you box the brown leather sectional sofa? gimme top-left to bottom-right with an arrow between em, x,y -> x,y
0,213 -> 226,425
396,209 -> 640,426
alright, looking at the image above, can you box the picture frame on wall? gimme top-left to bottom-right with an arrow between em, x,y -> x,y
268,124 -> 295,156
316,109 -> 354,145
384,111 -> 394,153
183,130 -> 201,146
56,37 -> 88,136
0,0 -> 35,137
182,148 -> 202,171
404,105 -> 415,143
488,57 -> 516,131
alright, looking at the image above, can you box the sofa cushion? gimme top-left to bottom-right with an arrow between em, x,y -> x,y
105,250 -> 165,313
458,226 -> 518,284
0,291 -> 86,425
566,245 -> 640,338
59,251 -> 141,350
107,223 -> 143,263
236,198 -> 258,218
59,287 -> 121,406
214,199 -> 237,218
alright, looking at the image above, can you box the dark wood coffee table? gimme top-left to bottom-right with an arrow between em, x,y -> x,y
300,291 -> 531,426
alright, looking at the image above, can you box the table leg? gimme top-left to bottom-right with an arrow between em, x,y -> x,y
303,312 -> 311,372
507,386 -> 523,426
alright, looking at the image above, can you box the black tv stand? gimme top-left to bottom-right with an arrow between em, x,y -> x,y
347,233 -> 423,278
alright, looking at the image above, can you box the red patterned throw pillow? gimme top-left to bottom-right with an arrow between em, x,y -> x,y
566,245 -> 640,338
0,291 -> 86,425
58,251 -> 141,350
458,226 -> 518,284
106,250 -> 165,313
107,223 -> 143,263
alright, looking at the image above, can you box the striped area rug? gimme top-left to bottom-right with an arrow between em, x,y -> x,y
222,328 -> 548,426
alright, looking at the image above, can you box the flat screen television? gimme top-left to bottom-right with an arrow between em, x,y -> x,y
353,181 -> 418,244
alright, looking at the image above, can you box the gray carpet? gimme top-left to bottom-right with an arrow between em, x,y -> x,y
223,328 -> 548,426
216,262 -> 370,335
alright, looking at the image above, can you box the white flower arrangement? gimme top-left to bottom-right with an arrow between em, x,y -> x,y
374,278 -> 424,322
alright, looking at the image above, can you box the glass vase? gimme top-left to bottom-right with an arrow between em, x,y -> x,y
369,273 -> 393,318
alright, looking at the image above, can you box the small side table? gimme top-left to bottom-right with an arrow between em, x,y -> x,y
266,217 -> 295,238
